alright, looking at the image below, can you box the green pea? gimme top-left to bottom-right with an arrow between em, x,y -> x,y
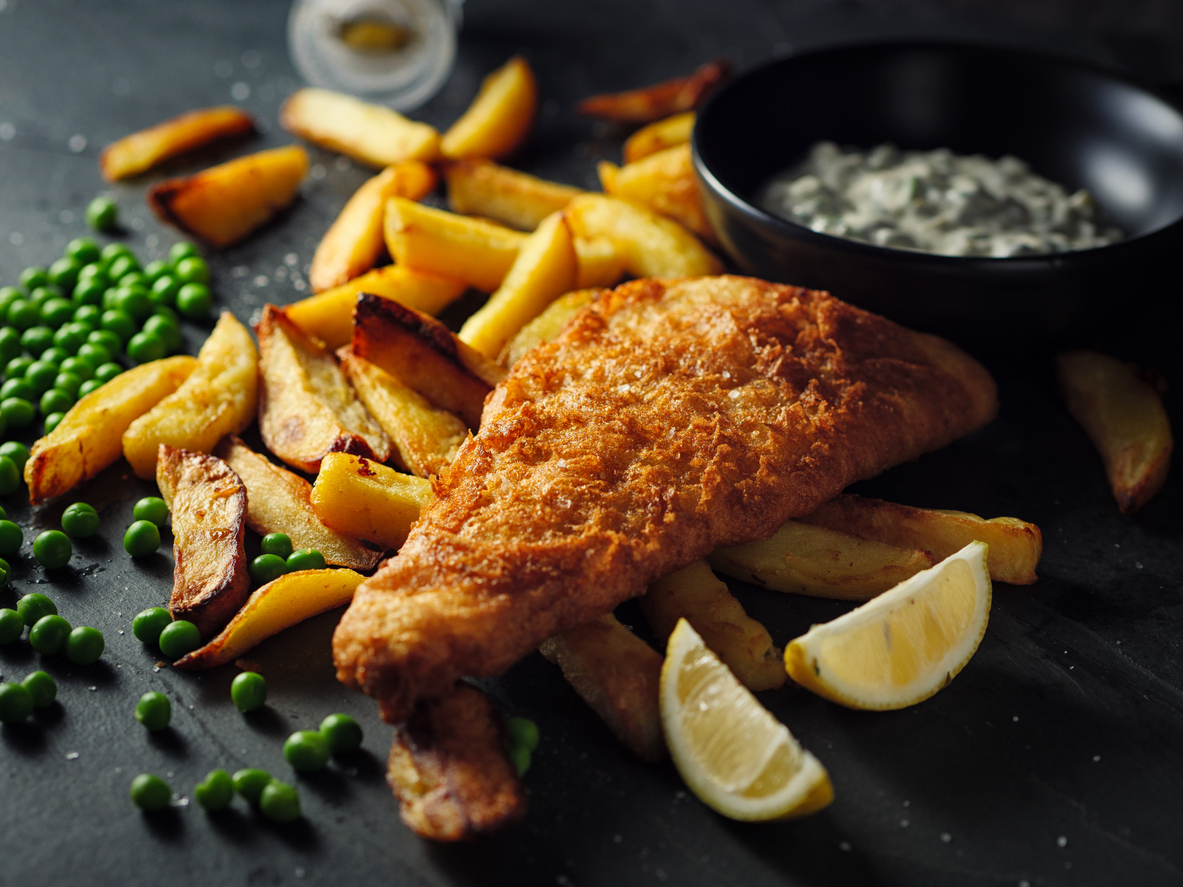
6,300 -> 40,331
130,774 -> 172,811
508,743 -> 531,777
117,287 -> 153,322
284,729 -> 330,772
20,327 -> 54,358
66,626 -> 105,665
0,682 -> 34,724
141,259 -> 168,281
25,360 -> 60,394
0,285 -> 21,313
232,768 -> 272,805
231,671 -> 267,713
249,553 -> 287,586
169,241 -> 200,264
134,691 -> 171,731
17,594 -> 56,627
173,256 -> 209,284
124,519 -> 160,557
41,348 -> 69,369
0,455 -> 19,496
29,614 -> 71,654
62,502 -> 100,538
176,283 -> 212,319
260,532 -> 293,559
43,412 -> 65,434
286,549 -> 326,572
194,770 -> 235,811
101,287 -> 120,312
41,297 -> 75,329
319,713 -> 364,756
158,620 -> 200,659
85,196 -> 119,233
259,781 -> 301,823
1,397 -> 35,430
100,308 -> 136,343
94,362 -> 123,384
30,285 -> 63,308
0,608 -> 23,644
5,356 -> 33,378
71,276 -> 106,307
21,670 -> 58,708
87,328 -> 123,356
77,380 -> 102,398
141,314 -> 181,352
0,379 -> 35,402
0,521 -> 24,557
74,306 -> 102,329
40,388 -> 75,416
506,716 -> 540,752
33,530 -> 72,569
76,342 -> 112,368
59,356 -> 93,380
53,372 -> 83,397
66,237 -> 101,266
47,257 -> 81,294
129,499 -> 165,528
77,262 -> 108,286
0,442 -> 29,472
19,267 -> 50,292
54,324 -> 89,353
119,271 -> 149,291
150,275 -> 179,307
0,327 -> 21,365
126,330 -> 165,364
106,253 -> 139,282
0,556 -> 8,586
132,607 -> 172,645
100,242 -> 132,264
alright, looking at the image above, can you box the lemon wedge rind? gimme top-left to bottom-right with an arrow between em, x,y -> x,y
785,540 -> 992,711
660,619 -> 833,821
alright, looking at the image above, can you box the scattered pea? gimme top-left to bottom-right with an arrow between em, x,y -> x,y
132,608 -> 172,645
508,743 -> 531,777
61,502 -> 99,538
249,553 -> 288,586
66,626 -> 105,665
260,532 -> 293,559
134,691 -> 171,731
176,282 -> 212,319
0,520 -> 24,556
0,608 -> 23,644
259,780 -> 301,823
0,455 -> 19,495
284,730 -> 330,772
124,519 -> 161,557
16,593 -> 54,626
22,670 -> 57,708
194,769 -> 235,811
232,768 -> 272,805
66,237 -> 101,266
1,397 -> 35,430
169,241 -> 200,264
33,529 -> 72,569
158,619 -> 200,659
0,682 -> 34,724
129,774 -> 171,811
85,196 -> 119,233
43,411 -> 65,434
0,442 -> 30,472
29,614 -> 71,655
319,713 -> 364,756
506,716 -> 540,753
231,671 -> 268,713
286,549 -> 326,572
133,497 -> 169,526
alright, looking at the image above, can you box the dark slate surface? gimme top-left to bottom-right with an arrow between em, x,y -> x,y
1,2 -> 1181,886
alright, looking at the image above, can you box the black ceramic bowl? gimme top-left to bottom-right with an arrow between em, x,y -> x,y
692,42 -> 1183,347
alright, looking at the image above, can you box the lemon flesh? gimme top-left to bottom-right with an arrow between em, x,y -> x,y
661,619 -> 833,821
786,540 -> 991,710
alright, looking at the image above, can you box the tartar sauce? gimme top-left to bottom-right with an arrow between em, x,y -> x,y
757,142 -> 1123,258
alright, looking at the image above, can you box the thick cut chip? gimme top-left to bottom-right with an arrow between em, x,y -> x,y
623,112 -> 695,164
280,88 -> 440,167
122,312 -> 258,479
310,160 -> 437,293
100,106 -> 256,181
384,196 -> 527,292
785,541 -> 992,710
661,620 -> 832,821
800,494 -> 1042,585
351,293 -> 505,429
540,614 -> 666,762
642,560 -> 784,692
173,568 -> 366,670
502,288 -> 601,367
444,158 -> 582,231
708,519 -> 934,601
157,446 -> 250,637
256,305 -> 390,474
1058,350 -> 1173,515
387,683 -> 527,841
577,59 -> 729,123
148,145 -> 308,248
338,348 -> 467,478
24,356 -> 197,504
285,265 -> 467,350
215,435 -> 381,570
440,56 -> 537,160
311,453 -> 432,551
599,143 -> 715,243
565,193 -> 721,278
458,211 -> 578,361
573,237 -> 626,289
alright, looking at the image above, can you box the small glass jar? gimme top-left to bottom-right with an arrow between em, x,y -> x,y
288,0 -> 464,111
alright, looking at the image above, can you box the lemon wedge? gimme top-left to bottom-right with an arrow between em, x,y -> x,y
785,540 -> 992,710
660,618 -> 833,821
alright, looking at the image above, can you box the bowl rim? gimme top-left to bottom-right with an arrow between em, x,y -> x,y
692,38 -> 1183,267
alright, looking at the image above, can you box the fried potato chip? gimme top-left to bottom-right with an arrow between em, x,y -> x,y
444,157 -> 582,231
622,111 -> 695,164
577,59 -> 729,123
280,87 -> 440,167
100,106 -> 255,181
599,143 -> 715,243
441,56 -> 537,160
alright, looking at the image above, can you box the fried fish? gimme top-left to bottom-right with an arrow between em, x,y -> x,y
333,275 -> 997,723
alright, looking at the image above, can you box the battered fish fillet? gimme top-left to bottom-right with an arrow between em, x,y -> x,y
334,275 -> 997,723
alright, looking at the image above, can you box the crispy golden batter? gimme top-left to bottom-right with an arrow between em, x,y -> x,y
334,276 -> 997,723
387,682 -> 526,840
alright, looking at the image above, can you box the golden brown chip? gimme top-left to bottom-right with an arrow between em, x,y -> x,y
577,58 -> 729,123
100,106 -> 256,181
